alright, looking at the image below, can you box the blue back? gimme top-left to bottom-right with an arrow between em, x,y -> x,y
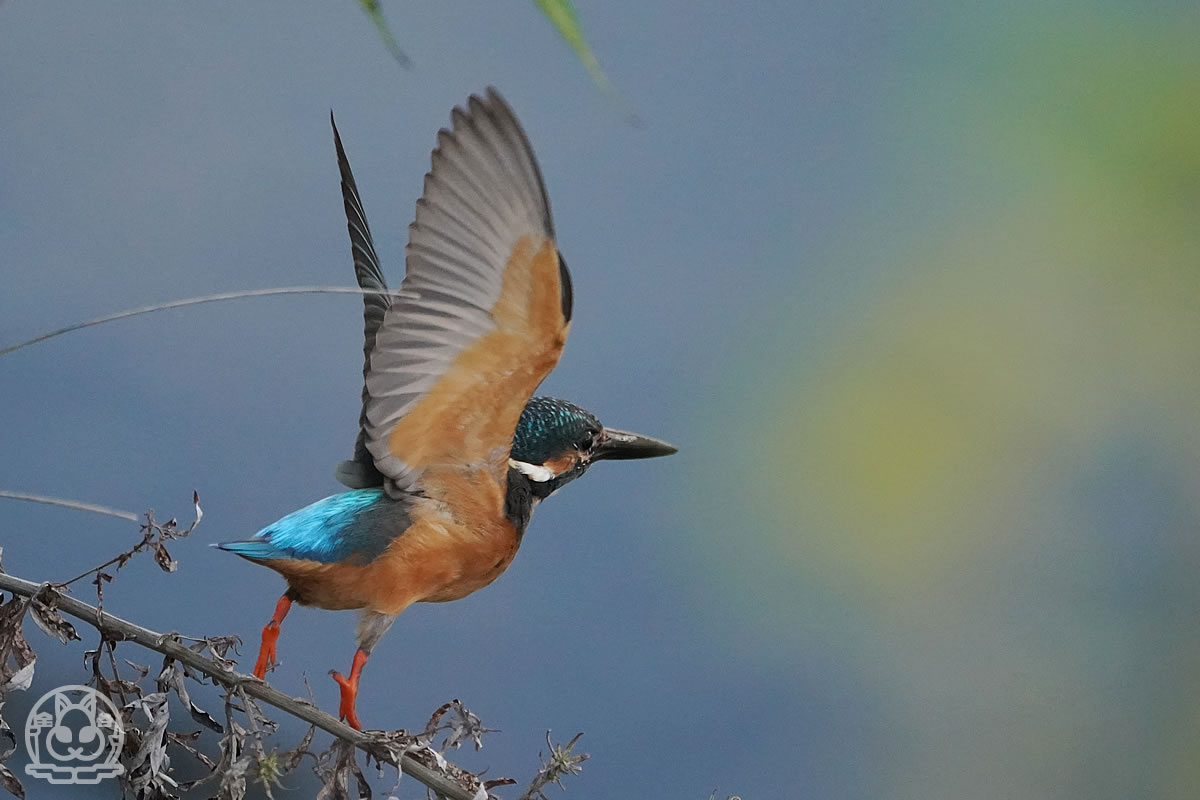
217,489 -> 410,565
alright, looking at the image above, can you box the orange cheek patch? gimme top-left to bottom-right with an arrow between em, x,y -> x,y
386,235 -> 568,470
543,451 -> 580,476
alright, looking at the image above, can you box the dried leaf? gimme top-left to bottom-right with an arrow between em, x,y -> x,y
278,725 -> 316,773
123,692 -> 177,797
239,692 -> 278,735
29,595 -> 80,644
0,662 -> 33,694
83,641 -> 143,700
422,702 -> 452,740
92,570 -> 112,604
157,659 -> 222,733
441,699 -> 491,752
185,699 -> 219,732
166,728 -> 204,749
420,699 -> 494,753
484,776 -> 518,790
166,730 -> 217,774
0,702 -> 22,797
152,541 -> 178,573
0,708 -> 17,761
0,595 -> 34,690
0,763 -> 23,800
188,635 -> 240,672
124,659 -> 150,679
314,739 -> 370,800
211,711 -> 252,800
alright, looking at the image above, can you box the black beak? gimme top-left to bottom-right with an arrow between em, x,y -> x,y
593,428 -> 678,461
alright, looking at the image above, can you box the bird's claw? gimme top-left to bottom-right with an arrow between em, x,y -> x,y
252,622 -> 281,680
331,670 -> 362,730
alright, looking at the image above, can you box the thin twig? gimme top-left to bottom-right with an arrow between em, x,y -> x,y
37,492 -> 201,597
0,490 -> 139,521
0,286 -> 399,358
0,571 -> 478,800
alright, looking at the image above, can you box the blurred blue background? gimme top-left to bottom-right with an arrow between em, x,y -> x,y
2,2 -> 1198,798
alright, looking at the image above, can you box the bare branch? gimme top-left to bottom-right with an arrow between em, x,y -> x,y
0,491 -> 138,522
0,286 -> 399,358
57,494 -> 203,590
0,571 -> 480,800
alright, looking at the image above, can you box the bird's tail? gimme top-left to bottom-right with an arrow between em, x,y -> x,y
211,540 -> 287,561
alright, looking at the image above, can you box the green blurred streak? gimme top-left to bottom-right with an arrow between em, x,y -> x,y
533,0 -> 639,124
534,0 -> 607,87
353,1 -> 637,121
356,0 -> 412,68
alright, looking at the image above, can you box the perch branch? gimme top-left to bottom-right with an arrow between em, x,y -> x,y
0,571 -> 477,800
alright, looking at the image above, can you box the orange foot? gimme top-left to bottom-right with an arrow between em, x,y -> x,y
253,594 -> 292,680
253,622 -> 280,679
331,648 -> 369,730
331,670 -> 362,730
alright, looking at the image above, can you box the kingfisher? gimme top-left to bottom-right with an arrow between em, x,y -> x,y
216,89 -> 676,730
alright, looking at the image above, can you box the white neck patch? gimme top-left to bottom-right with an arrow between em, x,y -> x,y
509,459 -> 554,482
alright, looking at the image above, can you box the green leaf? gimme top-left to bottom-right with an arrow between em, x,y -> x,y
534,0 -> 639,124
357,0 -> 412,68
351,0 -> 638,122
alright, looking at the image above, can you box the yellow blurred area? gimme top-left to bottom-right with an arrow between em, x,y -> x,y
766,10 -> 1200,590
772,192 -> 1200,595
686,8 -> 1200,797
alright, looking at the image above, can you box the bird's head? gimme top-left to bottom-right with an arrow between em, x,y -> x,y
509,396 -> 677,500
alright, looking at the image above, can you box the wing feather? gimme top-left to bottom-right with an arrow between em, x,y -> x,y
332,113 -> 389,489
362,88 -> 570,493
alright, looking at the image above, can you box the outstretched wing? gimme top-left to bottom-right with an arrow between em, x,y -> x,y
364,88 -> 573,493
331,114 -> 387,489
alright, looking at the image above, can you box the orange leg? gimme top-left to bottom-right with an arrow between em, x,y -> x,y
252,594 -> 292,680
330,648 -> 369,730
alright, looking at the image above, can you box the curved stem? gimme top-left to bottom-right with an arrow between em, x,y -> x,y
0,286 -> 398,358
0,491 -> 138,522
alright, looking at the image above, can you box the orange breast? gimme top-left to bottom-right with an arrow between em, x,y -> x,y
270,463 -> 524,614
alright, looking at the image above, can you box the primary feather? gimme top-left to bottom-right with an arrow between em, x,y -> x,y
332,115 -> 389,491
